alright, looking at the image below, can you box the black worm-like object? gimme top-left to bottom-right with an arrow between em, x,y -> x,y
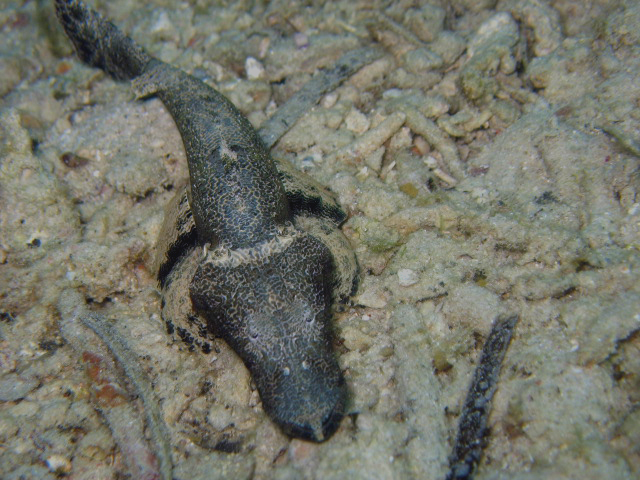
446,314 -> 518,480
55,0 -> 358,442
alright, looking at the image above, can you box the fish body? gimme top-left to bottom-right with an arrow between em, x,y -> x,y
55,0 -> 357,442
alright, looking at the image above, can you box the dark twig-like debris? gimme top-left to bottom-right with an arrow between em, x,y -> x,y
446,314 -> 518,480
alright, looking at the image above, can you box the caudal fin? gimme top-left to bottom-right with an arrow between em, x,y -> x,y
54,0 -> 151,80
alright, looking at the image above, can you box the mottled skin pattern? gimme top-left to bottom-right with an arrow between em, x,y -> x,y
136,61 -> 290,249
55,0 -> 357,442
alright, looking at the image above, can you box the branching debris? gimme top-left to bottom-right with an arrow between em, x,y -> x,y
403,107 -> 465,181
258,46 -> 384,149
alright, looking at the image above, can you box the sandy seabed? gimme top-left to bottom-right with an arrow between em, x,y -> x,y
0,1 -> 639,479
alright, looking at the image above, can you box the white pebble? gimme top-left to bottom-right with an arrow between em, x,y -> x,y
150,11 -> 174,36
398,268 -> 419,286
321,92 -> 339,109
46,455 -> 72,474
245,57 -> 265,80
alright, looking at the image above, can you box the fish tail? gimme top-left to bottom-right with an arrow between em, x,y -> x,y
54,0 -> 151,80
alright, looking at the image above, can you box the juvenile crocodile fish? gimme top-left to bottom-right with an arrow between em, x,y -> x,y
55,0 -> 357,442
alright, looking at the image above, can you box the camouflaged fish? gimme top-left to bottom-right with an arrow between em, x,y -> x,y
55,0 -> 357,442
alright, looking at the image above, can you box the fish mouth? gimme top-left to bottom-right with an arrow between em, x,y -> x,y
295,400 -> 345,442
280,392 -> 346,443
255,361 -> 348,442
